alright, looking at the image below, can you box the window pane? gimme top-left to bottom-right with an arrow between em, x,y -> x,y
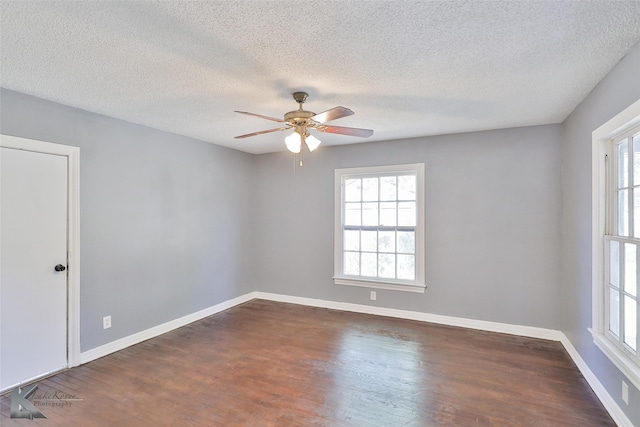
619,140 -> 628,188
397,254 -> 415,280
344,252 -> 359,275
609,287 -> 620,337
378,253 -> 395,278
378,231 -> 395,253
345,203 -> 361,226
397,231 -> 415,254
625,243 -> 636,297
618,190 -> 629,236
398,201 -> 416,226
345,179 -> 361,202
398,175 -> 416,201
362,178 -> 378,202
610,240 -> 620,288
380,176 -> 397,201
624,296 -> 637,351
344,230 -> 359,251
379,202 -> 397,226
361,253 -> 377,277
361,230 -> 377,252
634,136 -> 640,186
362,202 -> 378,226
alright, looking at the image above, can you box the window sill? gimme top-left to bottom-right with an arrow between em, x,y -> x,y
334,277 -> 426,293
589,328 -> 640,391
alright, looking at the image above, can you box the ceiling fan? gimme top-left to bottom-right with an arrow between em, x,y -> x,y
234,92 -> 373,154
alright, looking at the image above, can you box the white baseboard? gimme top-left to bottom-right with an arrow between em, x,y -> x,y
79,290 -> 631,426
560,336 -> 633,427
253,292 -> 563,340
79,292 -> 255,364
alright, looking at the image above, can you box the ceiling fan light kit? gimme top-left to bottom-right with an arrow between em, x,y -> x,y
284,131 -> 302,153
235,91 -> 373,163
304,134 -> 321,152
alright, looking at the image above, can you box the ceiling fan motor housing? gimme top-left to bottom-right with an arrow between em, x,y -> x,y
284,109 -> 315,126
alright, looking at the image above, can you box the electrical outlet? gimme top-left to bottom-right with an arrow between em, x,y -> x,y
103,315 -> 111,330
622,381 -> 629,404
370,291 -> 377,301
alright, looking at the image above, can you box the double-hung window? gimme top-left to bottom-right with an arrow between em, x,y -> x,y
605,126 -> 640,359
334,163 -> 425,293
592,99 -> 640,390
589,100 -> 640,388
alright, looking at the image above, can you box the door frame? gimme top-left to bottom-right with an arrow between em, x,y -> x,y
1,134 -> 80,368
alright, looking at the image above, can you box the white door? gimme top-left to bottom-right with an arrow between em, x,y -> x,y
0,147 -> 68,391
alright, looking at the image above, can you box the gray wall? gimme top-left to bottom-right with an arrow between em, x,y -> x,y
0,89 -> 256,351
252,125 -> 563,329
561,41 -> 640,423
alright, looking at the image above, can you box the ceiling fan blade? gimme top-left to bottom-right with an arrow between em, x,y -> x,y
311,106 -> 354,124
316,125 -> 373,138
235,111 -> 285,123
234,127 -> 290,139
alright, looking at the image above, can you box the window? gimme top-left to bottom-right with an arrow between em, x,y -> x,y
592,98 -> 640,390
605,128 -> 640,355
334,163 -> 425,293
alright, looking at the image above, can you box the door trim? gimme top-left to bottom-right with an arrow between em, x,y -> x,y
1,134 -> 80,367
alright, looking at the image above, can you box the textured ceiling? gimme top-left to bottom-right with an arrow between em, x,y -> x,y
1,1 -> 640,154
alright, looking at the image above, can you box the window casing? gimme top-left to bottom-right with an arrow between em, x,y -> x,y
334,163 -> 425,293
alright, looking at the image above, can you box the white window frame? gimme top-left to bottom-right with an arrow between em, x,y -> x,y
334,163 -> 426,293
591,98 -> 640,390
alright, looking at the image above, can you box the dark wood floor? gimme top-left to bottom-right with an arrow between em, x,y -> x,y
1,300 -> 614,426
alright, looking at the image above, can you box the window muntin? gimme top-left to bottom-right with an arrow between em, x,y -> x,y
334,164 -> 425,292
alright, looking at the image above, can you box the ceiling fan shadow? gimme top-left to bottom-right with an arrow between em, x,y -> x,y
345,93 -> 498,121
99,2 -> 269,80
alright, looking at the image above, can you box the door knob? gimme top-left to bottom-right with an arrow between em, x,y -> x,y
54,264 -> 66,272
